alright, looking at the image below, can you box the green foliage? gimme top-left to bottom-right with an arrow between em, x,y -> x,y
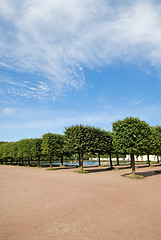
112,117 -> 153,155
41,133 -> 64,157
17,139 -> 33,159
64,124 -> 105,169
91,129 -> 113,155
64,124 -> 112,155
151,126 -> 161,156
30,138 -> 42,158
0,141 -> 6,145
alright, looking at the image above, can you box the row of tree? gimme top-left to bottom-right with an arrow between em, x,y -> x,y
0,117 -> 161,174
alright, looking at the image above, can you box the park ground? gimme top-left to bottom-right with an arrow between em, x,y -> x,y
0,164 -> 161,240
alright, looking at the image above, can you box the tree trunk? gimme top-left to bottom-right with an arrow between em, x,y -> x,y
98,153 -> 101,166
130,154 -> 135,174
81,151 -> 83,171
157,156 -> 159,164
61,155 -> 63,166
38,156 -> 40,167
147,154 -> 150,166
28,157 -> 31,166
22,158 -> 24,166
116,154 -> 120,165
50,156 -> 53,168
109,153 -> 113,169
18,157 -> 21,166
79,152 -> 81,167
5,158 -> 7,165
0,159 -> 3,164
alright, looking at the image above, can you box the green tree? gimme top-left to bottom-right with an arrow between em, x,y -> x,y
64,125 -> 107,170
53,135 -> 70,166
17,140 -> 25,165
151,126 -> 161,163
112,117 -> 153,174
0,143 -> 9,164
92,129 -> 113,168
41,133 -> 64,168
17,139 -> 33,166
30,138 -> 42,167
6,142 -> 18,165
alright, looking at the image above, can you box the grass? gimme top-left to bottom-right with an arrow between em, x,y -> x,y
77,170 -> 88,174
123,173 -> 144,179
46,167 -> 58,171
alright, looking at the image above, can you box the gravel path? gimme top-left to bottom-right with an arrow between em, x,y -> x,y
1,165 -> 161,240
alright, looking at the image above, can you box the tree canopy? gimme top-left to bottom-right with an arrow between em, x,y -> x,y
112,117 -> 154,173
41,133 -> 64,168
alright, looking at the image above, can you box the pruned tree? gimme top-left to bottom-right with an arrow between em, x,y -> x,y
0,143 -> 9,164
41,133 -> 64,168
17,139 -> 33,166
151,126 -> 161,163
30,138 -> 42,167
112,117 -> 153,174
91,129 -> 113,168
64,125 -> 110,170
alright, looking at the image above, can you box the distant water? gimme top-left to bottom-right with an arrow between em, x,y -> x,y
42,160 -> 130,167
64,161 -> 100,166
42,161 -> 100,167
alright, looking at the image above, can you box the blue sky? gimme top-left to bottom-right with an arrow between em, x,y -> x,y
1,0 -> 161,142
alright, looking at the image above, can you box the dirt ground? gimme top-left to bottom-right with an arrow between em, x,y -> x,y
1,164 -> 161,240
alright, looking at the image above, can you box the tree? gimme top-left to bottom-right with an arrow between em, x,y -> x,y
112,117 -> 153,174
6,142 -> 18,165
30,138 -> 42,167
17,140 -> 25,165
92,129 -> 113,168
17,139 -> 33,166
151,126 -> 161,163
54,135 -> 71,166
41,133 -> 64,168
64,125 -> 107,170
0,143 -> 9,164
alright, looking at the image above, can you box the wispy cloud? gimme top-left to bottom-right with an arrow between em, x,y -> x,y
3,107 -> 16,114
130,99 -> 144,106
0,0 -> 161,99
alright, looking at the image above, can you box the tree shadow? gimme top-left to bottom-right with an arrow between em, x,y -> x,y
152,163 -> 161,167
122,170 -> 161,178
49,166 -> 77,170
79,166 -> 114,173
136,164 -> 149,169
116,165 -> 131,170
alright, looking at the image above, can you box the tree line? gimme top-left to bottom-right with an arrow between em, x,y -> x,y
0,117 -> 161,174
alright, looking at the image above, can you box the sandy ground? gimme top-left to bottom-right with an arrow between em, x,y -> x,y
1,164 -> 161,240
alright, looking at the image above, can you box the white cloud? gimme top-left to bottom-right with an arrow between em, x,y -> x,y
3,107 -> 16,114
130,99 -> 144,106
0,0 -> 161,98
